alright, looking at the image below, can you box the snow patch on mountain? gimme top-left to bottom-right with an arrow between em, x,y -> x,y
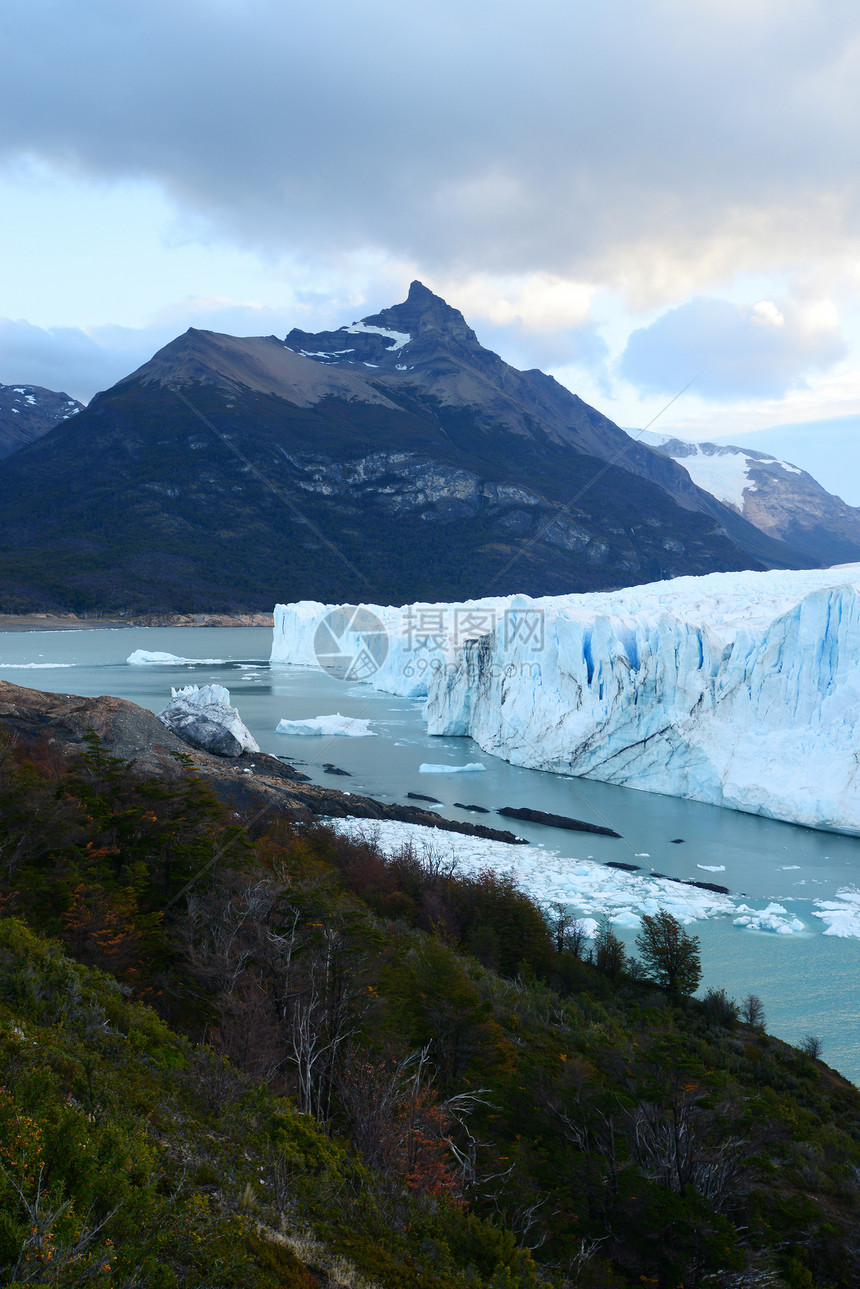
641,431 -> 803,510
342,322 -> 411,350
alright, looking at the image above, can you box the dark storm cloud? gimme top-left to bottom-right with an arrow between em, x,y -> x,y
619,297 -> 847,400
2,0 -> 860,291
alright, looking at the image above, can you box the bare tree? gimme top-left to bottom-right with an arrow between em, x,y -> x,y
630,1090 -> 746,1211
800,1034 -> 823,1059
741,993 -> 766,1028
267,896 -> 371,1125
547,902 -> 588,959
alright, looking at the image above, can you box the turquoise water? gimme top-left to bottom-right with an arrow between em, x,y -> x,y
1,625 -> 858,1082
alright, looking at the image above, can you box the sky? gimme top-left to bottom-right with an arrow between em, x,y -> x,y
2,1 -> 860,499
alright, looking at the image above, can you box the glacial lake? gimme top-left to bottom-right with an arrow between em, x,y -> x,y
2,624 -> 859,1084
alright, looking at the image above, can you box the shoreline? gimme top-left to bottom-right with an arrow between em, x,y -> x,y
0,611 -> 274,633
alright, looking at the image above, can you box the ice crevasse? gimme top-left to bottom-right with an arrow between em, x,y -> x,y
271,566 -> 860,833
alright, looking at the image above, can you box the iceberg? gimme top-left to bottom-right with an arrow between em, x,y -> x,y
158,683 -> 259,757
418,762 -> 486,774
733,903 -> 806,934
128,649 -> 225,665
275,713 -> 375,737
812,888 -> 860,937
271,566 -> 860,832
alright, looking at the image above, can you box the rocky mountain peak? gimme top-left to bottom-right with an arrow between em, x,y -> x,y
374,280 -> 480,345
284,281 -> 484,372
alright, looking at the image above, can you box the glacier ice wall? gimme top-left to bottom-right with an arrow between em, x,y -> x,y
271,597 -> 520,697
271,567 -> 860,832
425,567 -> 860,833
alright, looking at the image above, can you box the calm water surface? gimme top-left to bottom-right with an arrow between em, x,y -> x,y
2,625 -> 858,1082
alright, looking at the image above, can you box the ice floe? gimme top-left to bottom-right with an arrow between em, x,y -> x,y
0,662 -> 74,669
128,650 -> 226,665
419,762 -> 486,774
275,713 -> 375,737
733,903 -> 806,934
812,888 -> 860,937
325,818 -> 745,929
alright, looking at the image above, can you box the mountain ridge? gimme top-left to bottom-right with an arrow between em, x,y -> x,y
646,430 -> 860,566
0,381 -> 83,459
0,283 -> 811,613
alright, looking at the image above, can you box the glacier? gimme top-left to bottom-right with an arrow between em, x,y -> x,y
271,596 -> 526,698
271,566 -> 860,833
423,566 -> 860,833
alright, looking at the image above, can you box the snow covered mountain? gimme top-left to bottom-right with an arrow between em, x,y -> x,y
0,285 -> 806,613
643,431 -> 860,566
271,565 -> 860,833
0,383 -> 82,459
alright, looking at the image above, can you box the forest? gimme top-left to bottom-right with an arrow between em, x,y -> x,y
1,729 -> 859,1287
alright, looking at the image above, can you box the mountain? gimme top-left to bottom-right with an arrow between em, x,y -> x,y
643,430 -> 860,565
0,284 -> 810,614
0,382 -> 83,459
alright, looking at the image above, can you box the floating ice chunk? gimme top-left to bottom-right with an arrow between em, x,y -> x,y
325,819 -> 736,929
159,683 -> 259,756
733,901 -> 805,934
128,649 -> 226,665
781,865 -> 802,870
0,663 -> 74,669
697,864 -> 726,872
419,762 -> 486,773
276,713 -> 376,737
812,888 -> 860,937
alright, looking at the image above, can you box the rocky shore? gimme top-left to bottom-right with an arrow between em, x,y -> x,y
0,612 -> 273,632
0,681 -> 524,844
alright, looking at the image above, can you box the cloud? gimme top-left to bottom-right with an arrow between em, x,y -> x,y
2,1 -> 860,302
0,301 -> 316,401
0,320 -> 126,401
0,277 -> 611,403
619,297 -> 848,400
